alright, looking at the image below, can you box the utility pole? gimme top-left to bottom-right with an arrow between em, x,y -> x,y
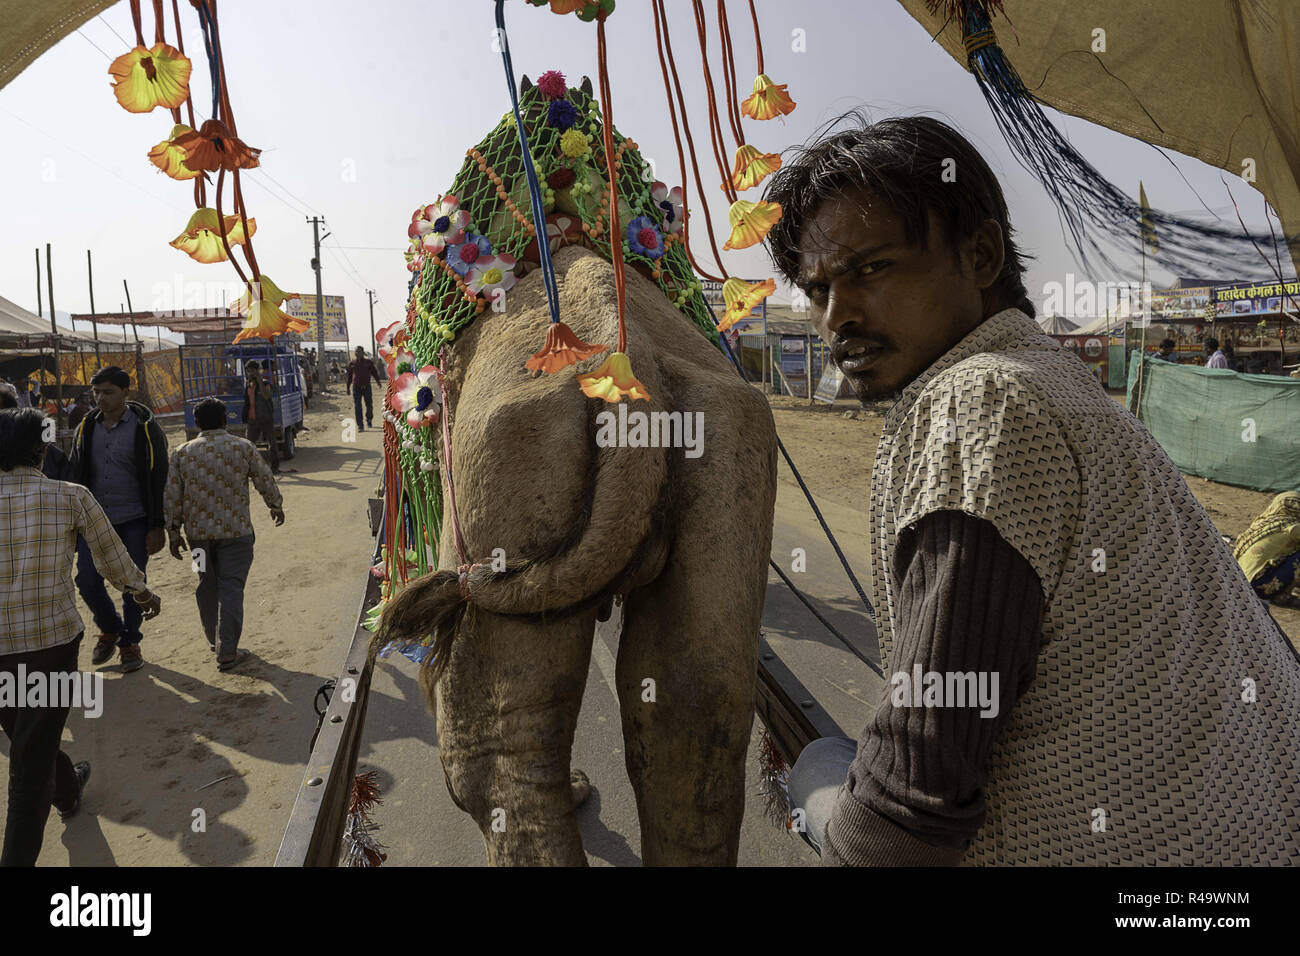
46,242 -> 62,402
308,216 -> 329,391
87,250 -> 102,365
366,289 -> 376,360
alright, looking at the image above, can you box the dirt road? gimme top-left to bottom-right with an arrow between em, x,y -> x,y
2,389 -> 380,866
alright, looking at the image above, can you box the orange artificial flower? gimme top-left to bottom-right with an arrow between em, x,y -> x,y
719,277 -> 776,331
148,124 -> 202,180
741,74 -> 796,121
174,119 -> 261,173
577,352 -> 650,403
723,199 -> 782,251
170,208 -> 257,264
108,43 -> 192,113
725,144 -> 782,192
525,322 -> 608,373
231,275 -> 309,343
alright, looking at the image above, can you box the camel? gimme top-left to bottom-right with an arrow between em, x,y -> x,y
374,238 -> 778,865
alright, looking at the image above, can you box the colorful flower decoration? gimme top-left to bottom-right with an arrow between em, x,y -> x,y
726,144 -> 782,192
547,99 -> 580,130
537,69 -> 568,99
148,124 -> 202,180
650,182 -> 684,235
466,253 -> 518,298
547,167 -> 576,190
522,213 -> 582,264
386,346 -> 418,382
393,366 -> 443,428
108,43 -> 192,113
527,0 -> 605,15
719,277 -> 776,331
169,208 -> 256,264
741,74 -> 796,121
626,216 -> 665,259
723,199 -> 782,250
376,321 -> 407,363
560,129 -> 591,158
411,196 -> 470,255
578,352 -> 650,403
446,233 -> 493,277
525,321 -> 607,373
231,275 -> 309,343
173,119 -> 261,172
404,236 -> 424,273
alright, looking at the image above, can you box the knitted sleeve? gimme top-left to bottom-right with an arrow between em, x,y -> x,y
822,509 -> 1044,865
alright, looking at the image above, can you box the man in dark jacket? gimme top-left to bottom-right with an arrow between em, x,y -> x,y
65,366 -> 168,673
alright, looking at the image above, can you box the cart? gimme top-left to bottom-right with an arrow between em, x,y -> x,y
179,342 -> 305,459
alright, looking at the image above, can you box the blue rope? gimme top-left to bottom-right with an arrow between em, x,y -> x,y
194,2 -> 220,122
703,298 -> 876,625
493,0 -> 561,325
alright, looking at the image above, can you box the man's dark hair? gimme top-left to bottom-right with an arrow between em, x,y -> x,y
0,408 -> 48,471
1205,337 -> 1220,350
1160,338 -> 1176,349
0,383 -> 17,409
91,365 -> 130,389
763,111 -> 1035,317
194,397 -> 228,431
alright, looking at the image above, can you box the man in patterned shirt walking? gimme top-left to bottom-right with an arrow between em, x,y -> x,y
164,397 -> 285,672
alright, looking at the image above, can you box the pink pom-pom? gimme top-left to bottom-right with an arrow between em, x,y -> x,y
537,69 -> 567,99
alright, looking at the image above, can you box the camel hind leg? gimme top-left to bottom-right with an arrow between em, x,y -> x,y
430,605 -> 598,866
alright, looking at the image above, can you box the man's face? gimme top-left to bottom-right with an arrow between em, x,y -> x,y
92,382 -> 127,414
795,188 -> 1000,401
355,348 -> 365,359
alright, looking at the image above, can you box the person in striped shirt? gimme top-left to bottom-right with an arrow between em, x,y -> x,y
0,408 -> 162,865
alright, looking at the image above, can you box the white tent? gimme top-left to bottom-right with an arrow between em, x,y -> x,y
0,295 -> 56,338
1038,314 -> 1080,334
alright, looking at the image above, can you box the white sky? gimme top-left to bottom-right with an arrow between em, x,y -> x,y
0,0 -> 1290,349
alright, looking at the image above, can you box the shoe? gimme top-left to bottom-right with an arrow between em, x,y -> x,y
57,761 -> 92,820
119,644 -> 144,673
570,769 -> 592,809
217,648 -> 252,672
91,634 -> 117,665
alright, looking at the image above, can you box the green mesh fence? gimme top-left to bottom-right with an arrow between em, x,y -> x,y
1127,354 -> 1300,493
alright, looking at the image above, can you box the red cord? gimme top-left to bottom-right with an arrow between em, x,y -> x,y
652,0 -> 727,282
596,13 -> 629,353
748,0 -> 764,75
690,0 -> 739,205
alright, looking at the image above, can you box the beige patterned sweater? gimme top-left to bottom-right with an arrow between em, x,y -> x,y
857,308 -> 1300,865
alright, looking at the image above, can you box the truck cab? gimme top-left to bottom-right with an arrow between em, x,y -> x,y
180,342 -> 305,458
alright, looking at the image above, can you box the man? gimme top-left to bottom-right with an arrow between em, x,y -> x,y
165,397 -> 284,672
66,366 -> 168,673
0,408 -> 162,865
764,114 -> 1300,865
0,384 -> 65,480
346,346 -> 381,432
66,392 -> 92,430
242,361 -> 279,475
1154,338 -> 1177,361
1204,336 -> 1230,368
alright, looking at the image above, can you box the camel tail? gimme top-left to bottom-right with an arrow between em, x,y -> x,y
368,570 -> 465,684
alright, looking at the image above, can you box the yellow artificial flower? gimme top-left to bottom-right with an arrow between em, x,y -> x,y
108,43 -> 192,114
577,351 -> 651,403
723,199 -> 782,251
719,277 -> 776,331
148,124 -> 201,180
232,275 -> 309,343
169,208 -> 256,264
725,144 -> 782,192
560,128 -> 591,158
741,74 -> 796,121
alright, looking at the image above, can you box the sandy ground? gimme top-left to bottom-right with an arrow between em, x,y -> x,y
1,388 -> 381,866
5,381 -> 1294,867
765,391 -> 1300,648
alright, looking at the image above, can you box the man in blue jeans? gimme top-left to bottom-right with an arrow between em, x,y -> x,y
66,367 -> 169,673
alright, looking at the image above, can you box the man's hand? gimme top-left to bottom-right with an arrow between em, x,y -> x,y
270,507 -> 286,526
168,531 -> 188,560
136,591 -> 162,620
146,527 -> 166,555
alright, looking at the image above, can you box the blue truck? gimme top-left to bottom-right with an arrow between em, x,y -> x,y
180,342 -> 305,458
